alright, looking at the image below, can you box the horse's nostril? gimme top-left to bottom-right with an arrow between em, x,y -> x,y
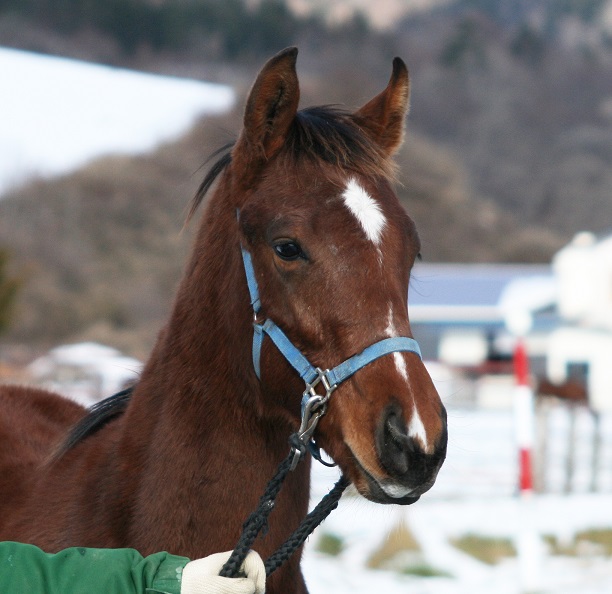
382,411 -> 411,475
385,414 -> 414,451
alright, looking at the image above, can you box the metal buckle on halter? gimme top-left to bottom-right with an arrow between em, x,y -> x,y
289,369 -> 337,470
303,367 -> 337,406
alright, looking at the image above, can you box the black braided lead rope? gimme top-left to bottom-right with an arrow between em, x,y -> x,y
219,434 -> 348,578
218,448 -> 296,578
264,474 -> 349,575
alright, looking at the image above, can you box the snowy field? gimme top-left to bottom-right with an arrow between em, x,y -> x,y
0,47 -> 234,196
304,406 -> 612,593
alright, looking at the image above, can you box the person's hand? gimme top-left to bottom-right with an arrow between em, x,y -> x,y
180,550 -> 265,594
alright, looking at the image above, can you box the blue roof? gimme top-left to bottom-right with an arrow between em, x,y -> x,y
408,264 -> 555,323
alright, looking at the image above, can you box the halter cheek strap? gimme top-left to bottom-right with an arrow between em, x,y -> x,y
239,239 -> 422,468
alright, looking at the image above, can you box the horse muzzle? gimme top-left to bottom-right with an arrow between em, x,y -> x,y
362,401 -> 448,505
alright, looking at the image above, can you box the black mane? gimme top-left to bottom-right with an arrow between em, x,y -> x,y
53,387 -> 133,459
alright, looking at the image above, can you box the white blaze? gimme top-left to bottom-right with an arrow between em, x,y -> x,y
342,178 -> 386,245
385,305 -> 409,381
385,305 -> 430,452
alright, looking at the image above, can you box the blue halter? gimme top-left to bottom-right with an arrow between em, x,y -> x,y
240,239 -> 422,468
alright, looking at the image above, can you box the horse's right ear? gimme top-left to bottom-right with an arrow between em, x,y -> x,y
233,47 -> 300,181
354,57 -> 410,157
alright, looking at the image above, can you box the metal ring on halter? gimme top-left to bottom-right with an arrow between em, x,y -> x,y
290,395 -> 324,470
289,369 -> 339,470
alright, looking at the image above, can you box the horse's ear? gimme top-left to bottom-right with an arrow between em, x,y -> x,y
233,47 -> 300,175
354,57 -> 410,157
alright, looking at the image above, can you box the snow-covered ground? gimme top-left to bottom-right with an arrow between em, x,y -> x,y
304,406 -> 612,593
0,47 -> 235,195
27,342 -> 142,407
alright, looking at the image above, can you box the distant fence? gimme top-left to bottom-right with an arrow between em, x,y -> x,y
534,395 -> 612,494
420,395 -> 612,500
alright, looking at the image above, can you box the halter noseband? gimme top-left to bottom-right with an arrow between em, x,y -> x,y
240,237 -> 422,469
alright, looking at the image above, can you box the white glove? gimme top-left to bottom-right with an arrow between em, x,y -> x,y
180,550 -> 266,594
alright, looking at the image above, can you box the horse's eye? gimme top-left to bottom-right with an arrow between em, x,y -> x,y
274,241 -> 302,261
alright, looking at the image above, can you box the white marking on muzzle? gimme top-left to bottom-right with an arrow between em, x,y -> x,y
380,483 -> 416,499
385,305 -> 431,453
408,408 -> 429,452
342,178 -> 386,245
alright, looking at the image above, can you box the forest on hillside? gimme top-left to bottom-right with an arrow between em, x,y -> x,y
1,0 -> 611,352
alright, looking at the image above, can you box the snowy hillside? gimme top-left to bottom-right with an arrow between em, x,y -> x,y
0,47 -> 235,196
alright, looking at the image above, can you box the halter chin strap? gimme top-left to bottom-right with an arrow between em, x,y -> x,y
239,240 -> 421,468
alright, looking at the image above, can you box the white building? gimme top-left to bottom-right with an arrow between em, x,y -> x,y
546,232 -> 612,412
408,262 -> 558,408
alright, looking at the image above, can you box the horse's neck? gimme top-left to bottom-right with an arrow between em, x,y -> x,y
128,204 -> 260,452
115,203 -> 310,555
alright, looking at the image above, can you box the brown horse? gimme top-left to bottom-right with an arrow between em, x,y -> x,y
0,48 -> 447,592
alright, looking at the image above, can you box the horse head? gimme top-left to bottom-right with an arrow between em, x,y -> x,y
198,47 -> 447,505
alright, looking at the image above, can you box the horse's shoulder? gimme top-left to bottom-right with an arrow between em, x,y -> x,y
0,386 -> 86,524
0,384 -> 86,428
0,385 -> 85,463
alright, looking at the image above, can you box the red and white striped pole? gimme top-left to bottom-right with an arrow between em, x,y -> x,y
508,312 -> 542,592
514,337 -> 534,495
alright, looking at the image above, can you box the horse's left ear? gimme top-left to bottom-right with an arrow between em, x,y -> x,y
233,47 -> 300,179
354,57 -> 410,157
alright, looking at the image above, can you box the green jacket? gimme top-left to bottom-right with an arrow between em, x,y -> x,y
0,541 -> 189,594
